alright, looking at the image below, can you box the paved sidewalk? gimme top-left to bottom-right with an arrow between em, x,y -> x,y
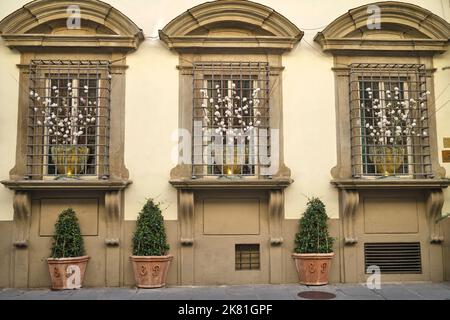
1,282 -> 449,300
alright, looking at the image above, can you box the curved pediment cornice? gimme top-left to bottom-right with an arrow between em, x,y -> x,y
314,1 -> 450,54
159,0 -> 303,53
0,0 -> 144,51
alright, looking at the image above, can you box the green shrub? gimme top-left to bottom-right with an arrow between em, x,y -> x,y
132,199 -> 170,256
294,197 -> 334,254
50,208 -> 85,258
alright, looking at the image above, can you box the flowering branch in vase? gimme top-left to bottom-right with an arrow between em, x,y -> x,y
362,87 -> 430,147
200,83 -> 263,144
30,83 -> 97,146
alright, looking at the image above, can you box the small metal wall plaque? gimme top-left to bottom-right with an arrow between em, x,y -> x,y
444,138 -> 450,149
443,150 -> 450,163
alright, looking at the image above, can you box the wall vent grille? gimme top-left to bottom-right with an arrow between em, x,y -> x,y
364,242 -> 422,274
235,244 -> 260,270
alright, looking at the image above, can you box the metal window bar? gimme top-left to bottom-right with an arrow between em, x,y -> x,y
192,62 -> 270,178
235,244 -> 260,271
349,63 -> 432,178
27,60 -> 111,179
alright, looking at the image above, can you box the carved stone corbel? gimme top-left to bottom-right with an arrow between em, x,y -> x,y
105,191 -> 121,246
426,189 -> 444,244
342,189 -> 359,245
269,189 -> 284,245
13,191 -> 31,248
179,189 -> 194,246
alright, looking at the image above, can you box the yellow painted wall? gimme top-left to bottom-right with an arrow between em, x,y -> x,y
0,42 -> 19,221
434,49 -> 450,216
0,0 -> 448,221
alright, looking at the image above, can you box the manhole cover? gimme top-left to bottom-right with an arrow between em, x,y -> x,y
297,291 -> 336,300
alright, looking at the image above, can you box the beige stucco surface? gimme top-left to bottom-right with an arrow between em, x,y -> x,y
0,0 -> 448,221
0,43 -> 19,221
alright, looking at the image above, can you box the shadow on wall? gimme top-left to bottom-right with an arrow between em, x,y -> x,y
443,217 -> 450,281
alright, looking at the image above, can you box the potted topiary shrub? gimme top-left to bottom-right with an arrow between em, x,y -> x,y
130,199 -> 172,288
47,208 -> 89,290
292,197 -> 334,285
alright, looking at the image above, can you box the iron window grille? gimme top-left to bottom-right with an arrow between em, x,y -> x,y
349,63 -> 432,178
235,244 -> 260,271
192,62 -> 270,178
27,60 -> 111,179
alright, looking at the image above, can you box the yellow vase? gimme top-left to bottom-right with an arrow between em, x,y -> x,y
369,146 -> 405,176
223,145 -> 241,175
51,146 -> 90,176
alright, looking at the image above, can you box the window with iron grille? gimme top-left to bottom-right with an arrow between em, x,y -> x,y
349,63 -> 432,178
27,60 -> 111,179
192,62 -> 270,178
235,244 -> 260,271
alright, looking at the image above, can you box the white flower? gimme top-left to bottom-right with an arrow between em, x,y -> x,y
37,120 -> 42,125
422,131 -> 427,136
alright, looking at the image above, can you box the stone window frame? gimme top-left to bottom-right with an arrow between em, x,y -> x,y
160,0 -> 303,187
0,0 -> 144,185
313,1 -> 450,185
314,1 -> 450,247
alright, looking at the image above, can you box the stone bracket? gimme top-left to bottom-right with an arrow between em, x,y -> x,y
426,189 -> 445,244
12,191 -> 31,248
269,189 -> 284,246
342,189 -> 359,245
105,191 -> 121,247
179,189 -> 194,246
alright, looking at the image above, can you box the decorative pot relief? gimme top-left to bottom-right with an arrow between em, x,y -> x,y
152,265 -> 161,277
53,267 -> 61,278
140,265 -> 148,276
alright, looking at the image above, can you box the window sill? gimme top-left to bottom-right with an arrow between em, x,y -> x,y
170,177 -> 293,190
331,178 -> 450,190
1,179 -> 132,191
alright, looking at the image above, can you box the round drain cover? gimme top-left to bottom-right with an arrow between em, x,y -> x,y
297,291 -> 336,300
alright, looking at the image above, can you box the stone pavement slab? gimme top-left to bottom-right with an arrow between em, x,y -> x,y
1,282 -> 449,300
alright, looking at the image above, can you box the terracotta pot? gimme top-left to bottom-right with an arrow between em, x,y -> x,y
130,255 -> 173,288
292,253 -> 334,286
47,256 -> 89,290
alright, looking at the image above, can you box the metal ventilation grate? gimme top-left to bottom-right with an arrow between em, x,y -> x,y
364,242 -> 422,274
235,244 -> 260,270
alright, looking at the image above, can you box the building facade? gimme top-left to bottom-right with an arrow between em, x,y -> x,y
0,0 -> 449,288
